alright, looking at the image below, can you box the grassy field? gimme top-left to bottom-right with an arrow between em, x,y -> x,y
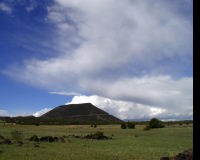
0,124 -> 193,160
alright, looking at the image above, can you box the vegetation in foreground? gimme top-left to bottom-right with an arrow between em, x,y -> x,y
0,123 -> 193,160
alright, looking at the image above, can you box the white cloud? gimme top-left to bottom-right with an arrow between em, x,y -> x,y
82,76 -> 193,110
66,95 -> 166,120
4,0 -> 193,119
33,108 -> 52,117
0,2 -> 12,14
66,95 -> 192,120
5,0 -> 192,86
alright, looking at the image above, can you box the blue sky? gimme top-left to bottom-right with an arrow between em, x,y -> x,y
0,0 -> 193,120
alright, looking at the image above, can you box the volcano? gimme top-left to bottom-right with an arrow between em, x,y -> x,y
40,103 -> 122,123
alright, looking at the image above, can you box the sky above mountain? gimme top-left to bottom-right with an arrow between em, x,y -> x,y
0,0 -> 193,120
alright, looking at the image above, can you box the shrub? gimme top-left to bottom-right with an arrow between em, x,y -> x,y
121,122 -> 126,129
92,131 -> 104,139
1,139 -> 12,144
40,136 -> 55,142
84,131 -> 110,140
91,124 -> 93,127
29,135 -> 39,142
11,130 -> 23,142
127,122 -> 135,129
60,137 -> 65,143
0,135 -> 4,139
94,124 -> 97,128
149,118 -> 165,128
185,122 -> 190,125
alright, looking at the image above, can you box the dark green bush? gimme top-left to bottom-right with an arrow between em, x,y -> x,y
92,131 -> 104,139
127,122 -> 135,129
29,135 -> 39,142
1,139 -> 12,144
149,118 -> 165,128
85,131 -> 106,139
121,122 -> 126,129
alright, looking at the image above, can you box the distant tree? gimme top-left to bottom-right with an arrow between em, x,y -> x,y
127,121 -> 135,129
121,122 -> 126,129
149,118 -> 164,128
185,121 -> 190,125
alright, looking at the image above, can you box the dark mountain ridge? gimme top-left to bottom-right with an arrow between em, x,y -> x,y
40,103 -> 122,122
0,103 -> 122,125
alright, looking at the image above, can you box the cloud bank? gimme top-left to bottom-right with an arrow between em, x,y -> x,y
4,0 -> 193,120
33,108 -> 52,117
66,95 -> 192,120
66,95 -> 166,120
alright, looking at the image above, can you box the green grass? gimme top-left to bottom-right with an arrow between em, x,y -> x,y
0,124 -> 193,160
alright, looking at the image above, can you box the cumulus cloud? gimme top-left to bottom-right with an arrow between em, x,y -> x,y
83,76 -> 193,110
33,108 -> 52,117
66,95 -> 192,120
0,2 -> 12,14
4,0 -> 193,119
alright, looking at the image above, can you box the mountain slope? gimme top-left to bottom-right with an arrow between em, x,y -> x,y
40,103 -> 122,122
